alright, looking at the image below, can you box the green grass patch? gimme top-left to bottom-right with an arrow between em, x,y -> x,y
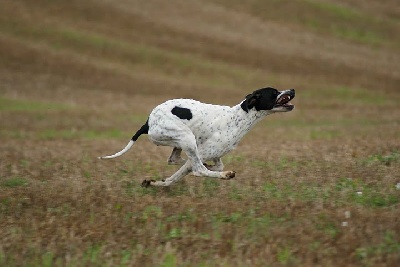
303,0 -> 391,46
252,156 -> 303,172
201,178 -> 221,197
356,231 -> 400,263
315,213 -> 340,238
1,177 -> 28,188
209,0 -> 398,47
335,177 -> 399,208
362,151 -> 400,166
332,27 -> 382,46
310,128 -> 341,140
303,86 -> 389,106
0,128 -> 127,140
82,245 -> 102,266
0,97 -> 68,112
260,182 -> 323,202
353,189 -> 399,208
277,246 -> 296,265
39,129 -> 125,140
161,253 -> 178,267
304,0 -> 356,20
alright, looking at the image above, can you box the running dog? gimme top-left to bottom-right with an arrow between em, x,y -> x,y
99,87 -> 295,187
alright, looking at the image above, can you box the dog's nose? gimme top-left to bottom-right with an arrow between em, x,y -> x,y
290,89 -> 295,97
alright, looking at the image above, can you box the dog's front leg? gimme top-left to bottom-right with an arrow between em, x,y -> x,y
184,147 -> 234,179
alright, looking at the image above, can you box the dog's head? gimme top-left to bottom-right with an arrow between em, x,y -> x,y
241,87 -> 295,113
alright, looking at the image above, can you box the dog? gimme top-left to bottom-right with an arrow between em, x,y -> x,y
99,87 -> 295,187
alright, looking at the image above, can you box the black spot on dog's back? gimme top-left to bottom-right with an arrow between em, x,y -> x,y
171,106 -> 193,120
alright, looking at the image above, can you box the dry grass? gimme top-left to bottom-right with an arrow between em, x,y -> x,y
1,0 -> 399,266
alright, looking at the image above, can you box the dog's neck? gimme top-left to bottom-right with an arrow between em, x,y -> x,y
234,101 -> 272,120
227,103 -> 272,143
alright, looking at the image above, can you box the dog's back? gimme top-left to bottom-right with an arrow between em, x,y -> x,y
148,99 -> 232,134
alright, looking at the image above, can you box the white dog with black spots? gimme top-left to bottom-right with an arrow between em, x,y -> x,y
99,87 -> 295,187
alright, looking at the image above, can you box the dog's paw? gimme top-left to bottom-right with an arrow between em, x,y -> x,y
221,171 -> 236,180
141,179 -> 156,188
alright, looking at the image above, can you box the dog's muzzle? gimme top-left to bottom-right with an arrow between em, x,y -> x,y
275,89 -> 295,110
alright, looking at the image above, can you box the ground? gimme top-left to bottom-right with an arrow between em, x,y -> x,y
0,0 -> 399,266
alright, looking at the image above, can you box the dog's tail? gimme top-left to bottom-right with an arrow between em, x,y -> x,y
98,120 -> 149,159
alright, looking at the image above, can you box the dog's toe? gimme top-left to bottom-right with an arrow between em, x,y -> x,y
141,179 -> 155,188
222,171 -> 236,180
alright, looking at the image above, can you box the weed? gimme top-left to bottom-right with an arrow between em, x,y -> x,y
120,250 -> 132,267
161,253 -> 177,267
363,151 -> 400,166
167,228 -> 182,240
41,251 -> 54,267
335,177 -> 357,192
277,246 -> 294,265
83,170 -> 91,179
324,223 -> 339,239
356,231 -> 400,262
83,245 -> 102,266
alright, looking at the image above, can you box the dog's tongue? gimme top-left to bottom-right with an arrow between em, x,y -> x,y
277,95 -> 291,105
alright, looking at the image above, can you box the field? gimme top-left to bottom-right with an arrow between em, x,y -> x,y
1,0 -> 400,266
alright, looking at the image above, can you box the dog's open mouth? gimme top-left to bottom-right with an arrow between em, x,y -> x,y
275,93 -> 295,109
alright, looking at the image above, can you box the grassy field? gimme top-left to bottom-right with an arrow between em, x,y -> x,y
1,0 -> 399,266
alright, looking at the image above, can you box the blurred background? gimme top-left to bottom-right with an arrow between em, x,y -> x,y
1,0 -> 399,266
1,0 -> 399,107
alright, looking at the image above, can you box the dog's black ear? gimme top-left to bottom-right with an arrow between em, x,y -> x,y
241,92 -> 262,112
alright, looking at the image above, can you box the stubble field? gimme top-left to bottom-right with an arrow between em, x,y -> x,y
1,0 -> 399,266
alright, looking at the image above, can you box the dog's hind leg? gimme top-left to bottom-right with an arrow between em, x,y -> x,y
167,147 -> 186,165
142,161 -> 192,187
204,158 -> 224,171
